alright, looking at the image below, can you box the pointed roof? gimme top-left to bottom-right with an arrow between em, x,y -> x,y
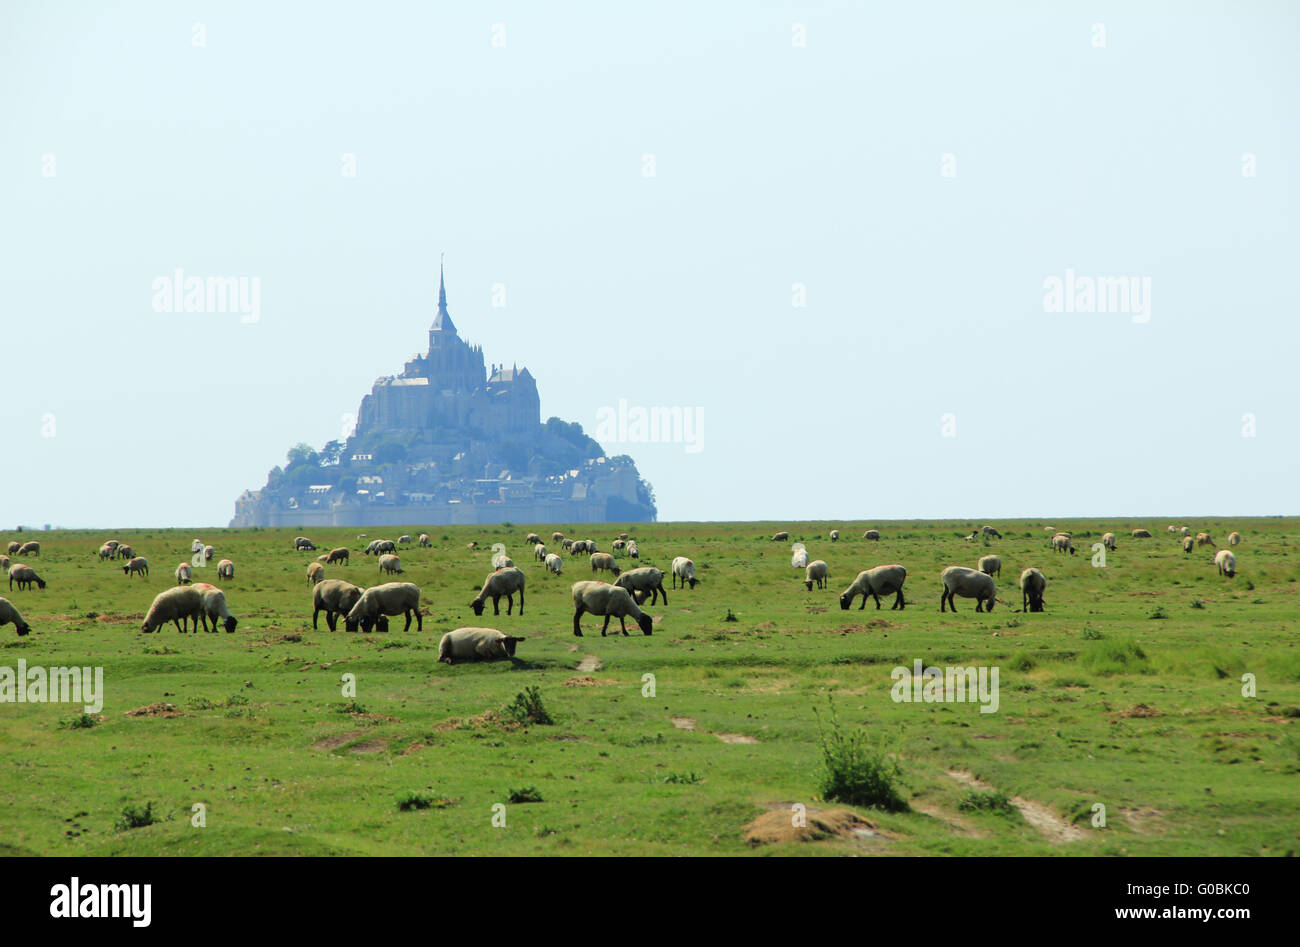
431,255 -> 456,334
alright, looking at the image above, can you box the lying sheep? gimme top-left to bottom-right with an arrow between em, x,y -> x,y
771,531 -> 789,542
671,556 -> 697,590
1131,529 -> 1152,539
830,530 -> 840,542
615,567 -> 669,606
176,562 -> 193,584
791,549 -> 809,569
312,579 -> 364,631
1051,533 -> 1075,555
123,556 -> 149,579
1196,532 -> 1214,547
534,543 -> 548,562
1215,549 -> 1237,578
307,562 -> 325,585
590,552 -> 620,576
839,565 -> 906,610
438,627 -> 526,664
316,553 -> 330,563
1102,532 -> 1117,551
471,567 -> 526,616
804,560 -> 829,591
16,541 -> 39,557
0,596 -> 30,636
1019,568 -> 1047,612
8,565 -> 45,591
326,547 -> 349,564
572,581 -> 653,637
378,554 -> 404,576
544,553 -> 563,575
141,586 -> 203,633
1183,536 -> 1194,553
978,555 -> 1001,578
418,533 -> 431,547
1228,531 -> 1241,546
525,532 -> 542,546
193,583 -> 238,633
294,536 -> 317,551
940,566 -> 997,613
217,558 -> 234,580
346,582 -> 423,632
863,530 -> 880,541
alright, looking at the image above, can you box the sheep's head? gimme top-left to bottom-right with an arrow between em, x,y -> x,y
36,579 -> 46,589
839,594 -> 851,610
637,613 -> 654,636
805,580 -> 814,592
611,566 -> 621,576
15,621 -> 29,637
688,577 -> 697,589
470,598 -> 486,616
223,617 -> 238,634
502,635 -> 524,656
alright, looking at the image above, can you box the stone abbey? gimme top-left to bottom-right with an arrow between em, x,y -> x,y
230,265 -> 656,527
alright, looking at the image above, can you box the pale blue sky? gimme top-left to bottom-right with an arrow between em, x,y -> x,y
1,1 -> 1296,527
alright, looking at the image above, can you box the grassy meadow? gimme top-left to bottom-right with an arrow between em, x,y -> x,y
0,518 -> 1297,856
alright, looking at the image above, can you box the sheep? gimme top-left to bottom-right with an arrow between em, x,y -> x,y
492,552 -> 514,569
534,543 -> 548,562
193,583 -> 238,633
203,545 -> 215,562
345,582 -> 423,632
830,530 -> 840,542
467,541 -> 479,550
627,540 -> 639,559
569,540 -> 590,556
115,544 -> 134,561
1101,532 -> 1117,551
525,532 -> 542,546
1180,526 -> 1190,537
307,562 -> 325,585
326,547 -> 349,564
611,539 -> 627,553
561,539 -> 574,552
1167,525 -> 1178,533
377,539 -> 397,554
1215,549 -> 1237,578
0,555 -> 9,573
1051,533 -> 1075,555
544,553 -> 564,575
316,553 -> 330,563
1019,568 -> 1047,612
217,558 -> 234,580
551,531 -> 565,543
791,548 -> 809,569
978,555 -> 1001,578
104,540 -> 121,551
618,532 -> 630,541
940,565 -> 997,612
357,534 -> 367,540
175,562 -> 193,584
572,581 -> 653,637
804,560 -> 829,591
982,526 -> 1002,539
615,567 -> 669,606
1183,536 -> 1194,553
418,533 -> 431,547
5,542 -> 18,555
1131,529 -> 1152,539
16,541 -> 39,557
379,554 -> 404,576
141,586 -> 203,633
294,536 -> 317,551
8,565 -> 45,591
0,596 -> 31,637
471,567 -> 526,616
98,543 -> 115,561
311,579 -> 364,631
122,556 -> 149,579
1228,531 -> 1241,546
397,535 -> 412,545
671,556 -> 697,589
964,531 -> 979,542
1196,532 -> 1214,547
771,531 -> 789,542
839,565 -> 906,610
863,530 -> 880,541
438,627 -> 526,664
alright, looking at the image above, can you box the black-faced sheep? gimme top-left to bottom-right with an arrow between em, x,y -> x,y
0,597 -> 30,636
940,566 -> 996,613
671,556 -> 697,589
571,581 -> 653,637
1215,549 -> 1237,577
544,553 -> 563,575
590,552 -> 620,576
978,555 -> 1001,578
312,579 -> 364,631
471,567 -> 526,616
615,567 -> 668,606
804,560 -> 829,591
8,565 -> 46,591
378,554 -> 404,576
193,582 -> 238,633
1019,568 -> 1047,612
326,547 -> 350,564
345,582 -> 423,632
217,559 -> 235,580
141,586 -> 203,633
438,627 -> 526,664
123,557 -> 149,579
307,561 -> 325,585
839,565 -> 906,610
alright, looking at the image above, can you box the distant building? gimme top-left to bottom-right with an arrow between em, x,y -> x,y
230,262 -> 656,527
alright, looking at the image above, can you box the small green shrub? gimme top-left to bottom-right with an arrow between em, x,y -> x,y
958,789 -> 1018,816
59,713 -> 100,730
507,786 -> 543,803
661,771 -> 704,784
114,802 -> 158,831
396,792 -> 452,811
814,697 -> 908,811
505,686 -> 553,726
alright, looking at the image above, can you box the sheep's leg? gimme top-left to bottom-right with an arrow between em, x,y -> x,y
871,593 -> 880,610
403,610 -> 413,632
518,589 -> 524,615
599,614 -> 612,637
573,607 -> 585,636
620,616 -> 629,637
415,609 -> 423,631
493,595 -> 500,616
893,590 -> 904,610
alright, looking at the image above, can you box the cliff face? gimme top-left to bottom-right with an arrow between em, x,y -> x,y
230,269 -> 656,527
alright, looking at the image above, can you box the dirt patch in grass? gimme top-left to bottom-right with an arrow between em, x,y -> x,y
563,676 -> 615,687
348,738 -> 387,754
715,733 -> 760,744
1111,703 -> 1160,719
670,716 -> 697,730
912,801 -> 988,838
744,805 -> 885,846
254,633 -> 303,646
314,730 -> 369,751
434,709 -> 520,733
577,656 -> 602,672
399,741 -> 425,757
946,770 -> 1082,843
124,702 -> 185,718
1118,806 -> 1164,833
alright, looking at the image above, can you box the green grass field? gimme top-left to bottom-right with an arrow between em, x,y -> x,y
1,518 -> 1297,856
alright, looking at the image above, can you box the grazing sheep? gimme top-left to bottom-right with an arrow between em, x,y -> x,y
122,556 -> 149,579
572,581 -> 653,637
525,532 -> 542,546
397,535 -> 412,545
1019,568 -> 1047,612
1102,532 -> 1117,551
0,555 -> 9,573
438,627 -> 526,664
312,579 -> 364,631
771,531 -> 789,542
467,541 -> 479,550
203,545 -> 215,562
618,533 -> 630,541
217,559 -> 234,580
671,556 -> 697,590
326,547 -> 349,565
982,526 -> 1002,539
964,531 -> 979,542
611,539 -> 627,553
978,555 -> 1001,578
1180,526 -> 1190,537
16,541 -> 39,557
830,530 -> 840,542
175,563 -> 192,585
627,541 -> 639,559
98,543 -> 115,561
378,554 -> 404,576
1167,525 -> 1178,533
561,539 -> 574,552
1131,529 -> 1152,539
307,562 -> 325,585
615,567 -> 669,606
8,565 -> 46,591
552,531 -> 565,543
590,552 -> 621,577
5,542 -> 18,555
105,540 -> 121,551
804,560 -> 829,591
492,552 -> 515,570
471,567 -> 526,616
1215,549 -> 1237,577
418,533 -> 431,547
294,536 -> 317,551
569,540 -> 590,556
1196,532 -> 1214,547
863,530 -> 881,541
357,534 -> 367,540
141,586 -> 203,634
0,597 -> 31,636
839,565 -> 906,610
1051,533 -> 1076,555
792,548 -> 809,569
376,540 -> 397,555
544,553 -> 564,575
1228,531 -> 1241,546
1183,536 -> 1194,553
115,544 -> 134,561
193,583 -> 238,633
345,582 -> 423,632
534,543 -> 548,562
940,566 -> 997,613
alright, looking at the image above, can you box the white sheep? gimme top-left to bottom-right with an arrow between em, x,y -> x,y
671,556 -> 697,589
0,597 -> 31,636
839,565 -> 906,610
977,555 -> 1001,578
1215,549 -> 1237,578
378,554 -> 404,575
1051,533 -> 1076,555
571,581 -> 653,636
791,548 -> 809,569
418,533 -> 431,547
1228,532 -> 1241,546
312,579 -> 364,631
326,547 -> 350,564
203,545 -> 215,562
771,531 -> 789,542
830,530 -> 840,542
525,532 -> 542,546
534,543 -> 548,562
982,526 -> 1002,539
141,586 -> 203,633
115,544 -> 135,561
940,566 -> 997,612
1101,532 -> 1117,551
1019,568 -> 1047,612
438,627 -> 526,664
614,567 -> 668,606
175,562 -> 193,585
16,541 -> 40,557
804,560 -> 829,591
294,536 -> 317,551
627,540 -> 639,559
122,556 -> 149,579
8,565 -> 45,591
1183,536 -> 1194,553
193,582 -> 238,633
544,553 -> 564,575
345,581 -> 423,632
0,555 -> 9,574
590,552 -> 620,576
397,535 -> 412,545
98,543 -> 115,561
551,531 -> 565,543
217,558 -> 234,580
307,561 -> 325,585
471,567 -> 526,616
5,542 -> 18,555
1196,532 -> 1214,547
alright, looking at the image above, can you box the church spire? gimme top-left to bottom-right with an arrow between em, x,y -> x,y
431,253 -> 457,335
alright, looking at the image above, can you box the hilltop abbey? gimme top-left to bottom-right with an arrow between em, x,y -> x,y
230,264 -> 656,527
